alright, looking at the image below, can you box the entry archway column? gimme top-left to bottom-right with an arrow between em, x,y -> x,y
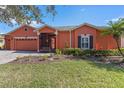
55,30 -> 58,49
37,32 -> 40,52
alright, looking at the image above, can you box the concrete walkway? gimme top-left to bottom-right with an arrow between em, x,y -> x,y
0,50 -> 51,64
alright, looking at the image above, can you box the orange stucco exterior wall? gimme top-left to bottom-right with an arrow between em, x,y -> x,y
5,25 -> 119,51
38,26 -> 56,50
95,31 -> 118,50
72,25 -> 118,50
39,26 -> 55,33
73,25 -> 97,49
57,31 -> 71,48
5,25 -> 38,51
38,27 -> 71,49
38,25 -> 118,50
5,35 -> 11,50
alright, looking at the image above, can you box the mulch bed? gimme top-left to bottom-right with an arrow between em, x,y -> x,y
9,55 -> 124,68
86,56 -> 124,67
9,55 -> 81,64
77,56 -> 123,64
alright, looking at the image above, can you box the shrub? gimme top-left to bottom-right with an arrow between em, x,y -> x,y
62,48 -> 81,56
94,50 -> 112,56
86,50 -> 121,56
42,55 -> 49,60
62,48 -> 73,55
110,49 -> 120,56
61,48 -> 124,57
81,49 -> 94,56
55,49 -> 62,56
73,48 -> 82,56
120,48 -> 124,54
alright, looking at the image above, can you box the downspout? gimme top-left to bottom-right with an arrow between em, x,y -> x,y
70,30 -> 72,48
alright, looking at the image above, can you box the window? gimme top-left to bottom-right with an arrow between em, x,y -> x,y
81,35 -> 90,49
24,28 -> 28,31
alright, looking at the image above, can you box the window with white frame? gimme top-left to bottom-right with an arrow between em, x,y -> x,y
81,35 -> 90,49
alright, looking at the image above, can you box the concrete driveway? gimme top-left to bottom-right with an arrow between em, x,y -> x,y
0,50 -> 51,64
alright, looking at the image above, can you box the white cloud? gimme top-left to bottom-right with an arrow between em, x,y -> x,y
0,29 -> 4,34
111,18 -> 119,21
30,21 -> 37,26
111,16 -> 124,21
9,19 -> 42,27
106,16 -> 124,22
0,32 -> 4,34
29,21 -> 42,27
10,19 -> 17,24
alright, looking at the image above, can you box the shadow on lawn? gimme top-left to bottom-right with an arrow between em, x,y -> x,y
87,60 -> 124,73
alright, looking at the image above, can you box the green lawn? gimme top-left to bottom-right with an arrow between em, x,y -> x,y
0,60 -> 124,88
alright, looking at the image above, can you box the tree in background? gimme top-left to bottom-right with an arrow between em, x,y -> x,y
0,5 -> 56,26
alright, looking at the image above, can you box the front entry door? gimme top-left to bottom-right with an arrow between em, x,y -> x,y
40,33 -> 55,51
41,34 -> 50,50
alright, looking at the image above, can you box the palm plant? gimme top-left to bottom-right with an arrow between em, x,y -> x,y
103,18 -> 124,57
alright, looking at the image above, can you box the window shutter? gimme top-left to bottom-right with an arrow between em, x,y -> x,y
78,36 -> 81,48
90,35 -> 93,49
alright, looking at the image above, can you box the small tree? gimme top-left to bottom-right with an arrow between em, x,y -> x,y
103,18 -> 124,57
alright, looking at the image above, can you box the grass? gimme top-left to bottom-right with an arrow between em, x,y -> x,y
0,60 -> 124,87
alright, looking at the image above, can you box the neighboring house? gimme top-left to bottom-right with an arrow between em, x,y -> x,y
4,23 -> 123,52
0,34 -> 5,49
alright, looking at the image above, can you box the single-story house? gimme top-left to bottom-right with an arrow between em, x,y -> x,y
4,23 -> 124,52
0,34 -> 5,49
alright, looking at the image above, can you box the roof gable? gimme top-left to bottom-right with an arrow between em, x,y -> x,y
38,25 -> 56,31
72,23 -> 104,31
38,25 -> 57,33
6,24 -> 36,35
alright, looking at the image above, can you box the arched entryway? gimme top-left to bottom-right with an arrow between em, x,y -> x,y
39,33 -> 56,52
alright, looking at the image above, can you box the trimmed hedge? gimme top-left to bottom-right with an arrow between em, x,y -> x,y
60,48 -> 124,56
62,48 -> 82,56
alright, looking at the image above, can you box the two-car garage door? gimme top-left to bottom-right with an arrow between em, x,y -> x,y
15,39 -> 37,51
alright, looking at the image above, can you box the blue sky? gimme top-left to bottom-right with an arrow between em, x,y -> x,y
1,5 -> 124,34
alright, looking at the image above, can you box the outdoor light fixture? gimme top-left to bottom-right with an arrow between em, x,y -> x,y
54,30 -> 58,35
